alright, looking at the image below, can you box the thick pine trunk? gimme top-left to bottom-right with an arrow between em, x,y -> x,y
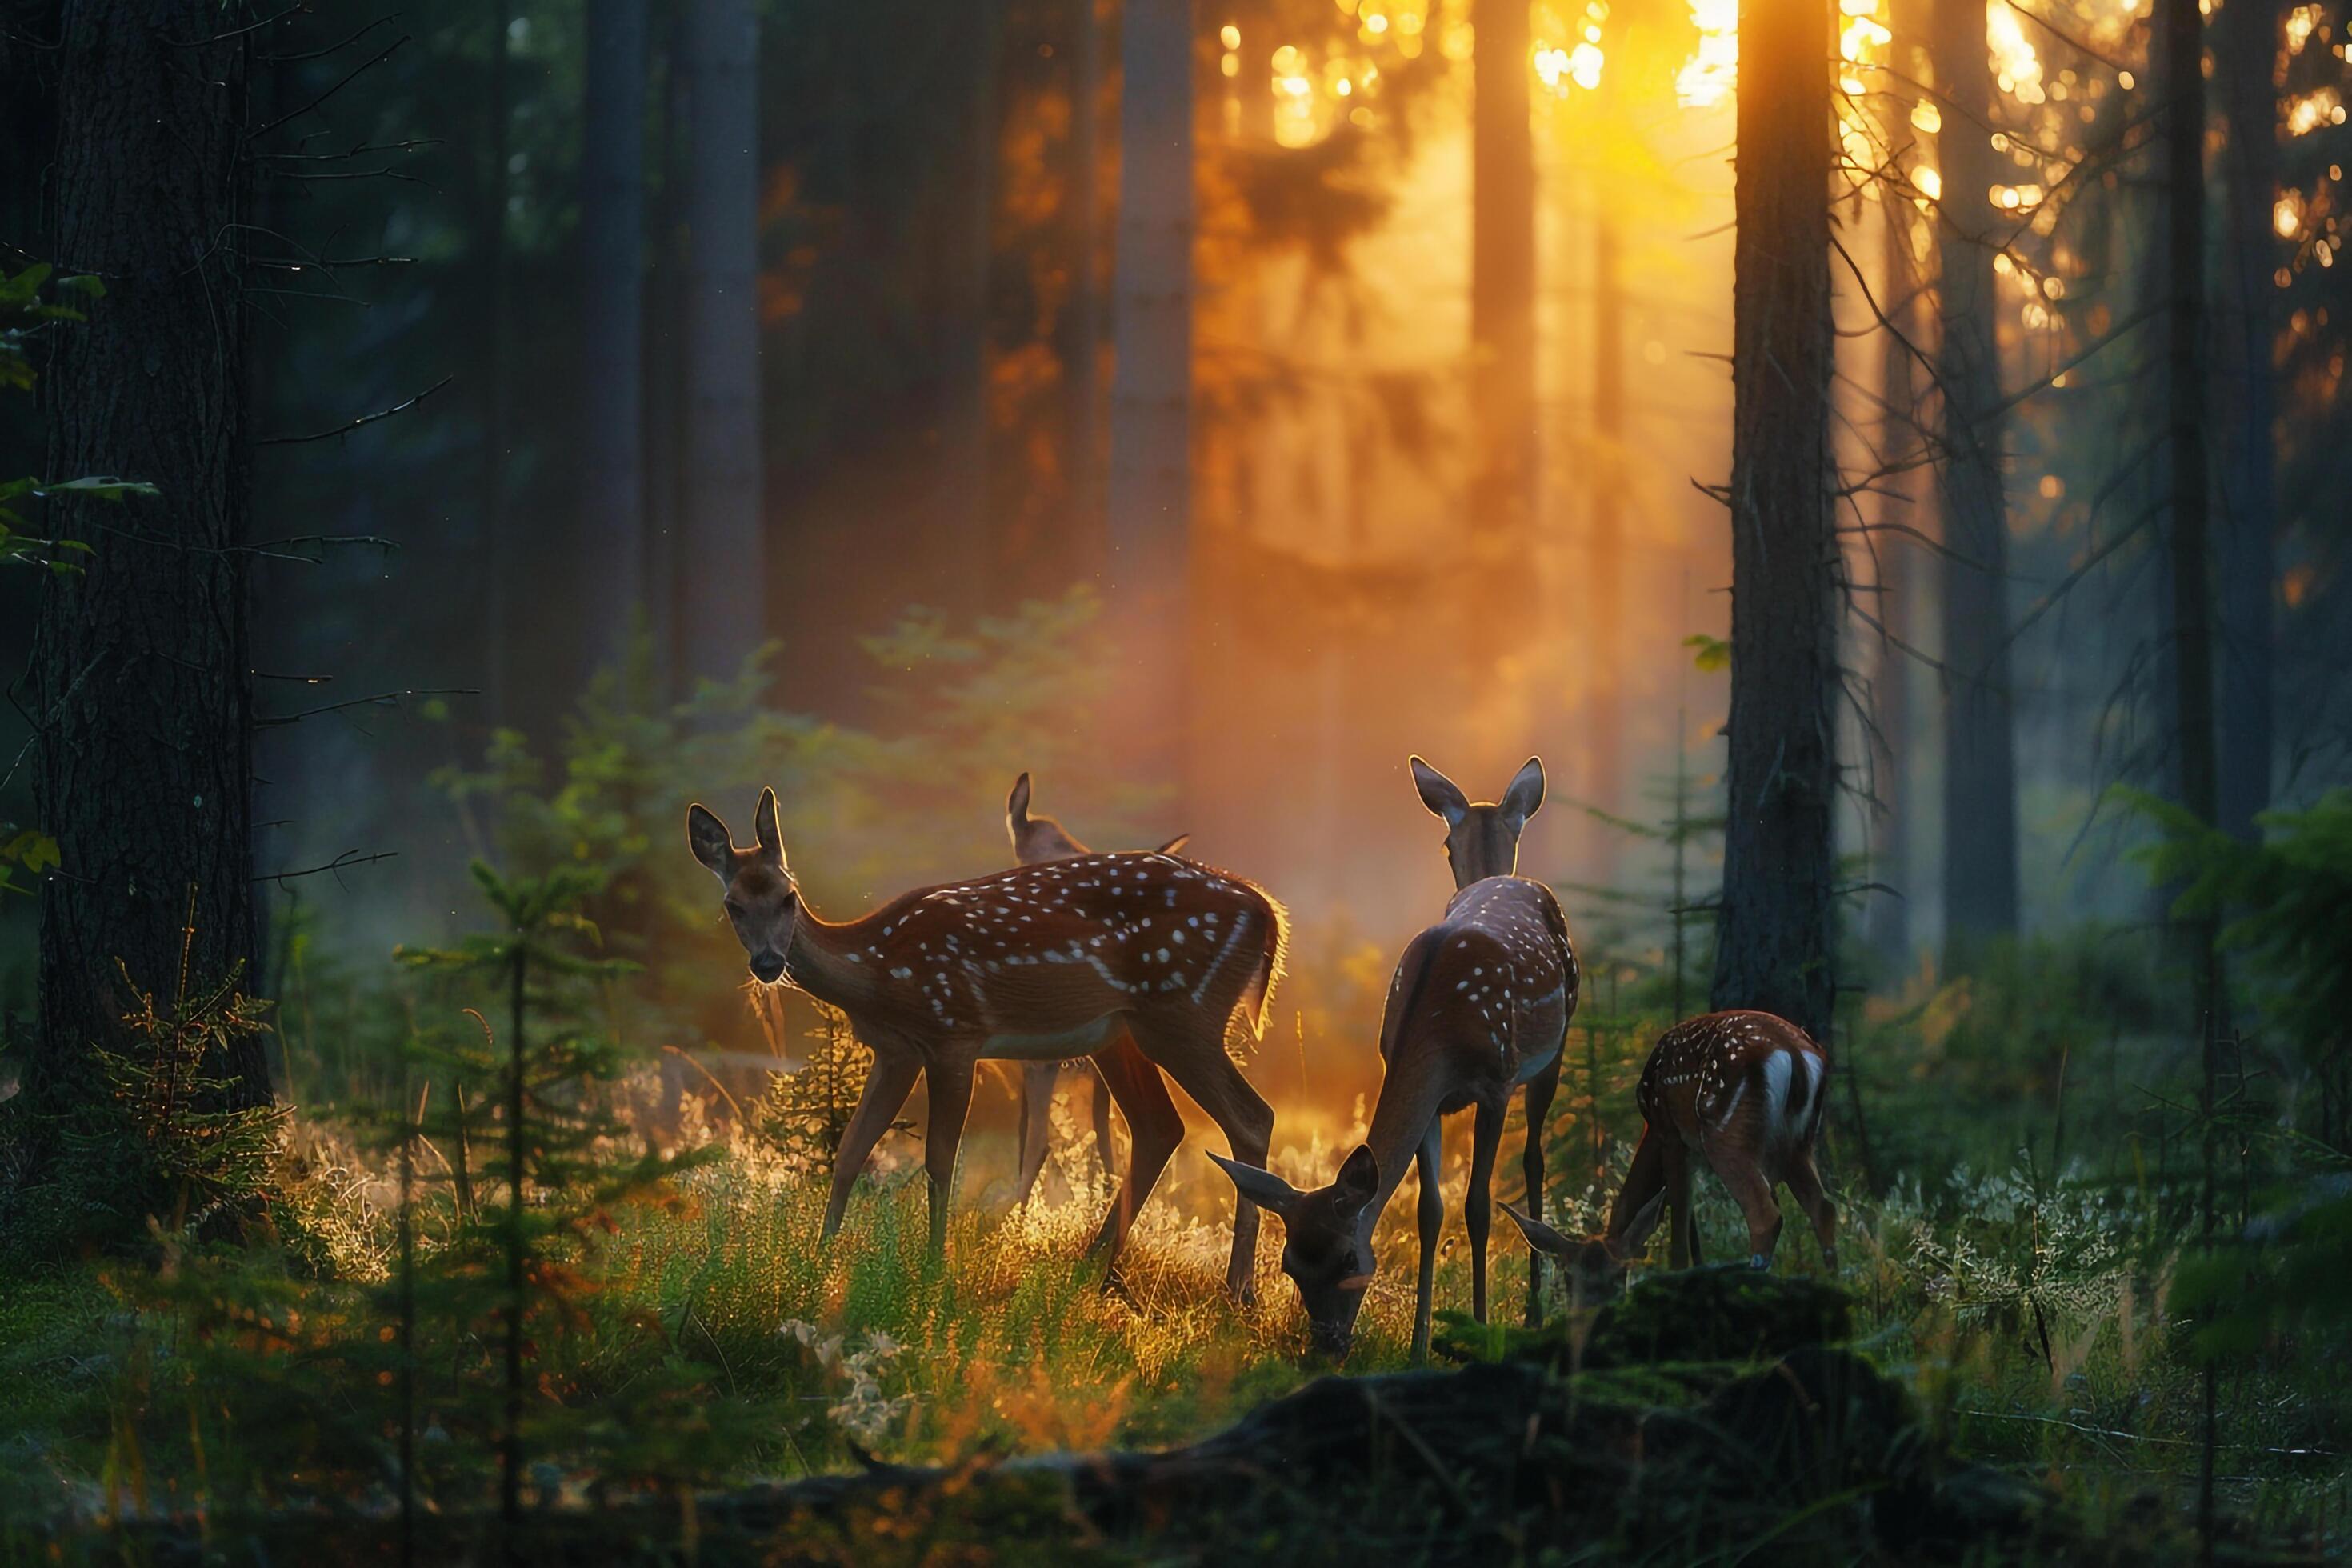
1104,0 -> 1196,791
1587,217 -> 1626,887
941,1 -> 1007,610
1062,0 -> 1107,586
581,0 -> 650,670
481,3 -> 513,725
1470,0 -> 1537,646
1710,0 -> 1839,1044
679,0 -> 765,682
1932,0 -> 2020,964
31,1 -> 263,1104
1870,194 -> 1918,966
2216,0 -> 2279,842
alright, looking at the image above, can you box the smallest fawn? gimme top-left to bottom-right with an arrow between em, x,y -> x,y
1503,1010 -> 1838,1290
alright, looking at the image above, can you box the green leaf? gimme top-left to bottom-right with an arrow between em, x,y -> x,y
1682,633 -> 1730,673
2,830 -> 59,876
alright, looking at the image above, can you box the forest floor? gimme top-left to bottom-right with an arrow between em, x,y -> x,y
1,1106 -> 2345,1563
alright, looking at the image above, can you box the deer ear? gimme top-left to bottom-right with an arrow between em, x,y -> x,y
1206,1151 -> 1305,1218
1156,832 -> 1191,856
687,804 -> 734,879
1006,772 -> 1034,836
1501,757 -> 1546,826
1332,1144 -> 1380,1218
1498,1199 -> 1579,1260
754,787 -> 787,868
1410,755 -> 1470,827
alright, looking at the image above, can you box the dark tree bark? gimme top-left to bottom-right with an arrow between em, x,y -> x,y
1104,0 -> 1195,794
1710,0 -> 1839,1045
940,0 -> 1007,611
1061,0 -> 1107,585
2161,0 -> 2223,1534
2217,0 -> 2280,843
1931,0 -> 2020,964
1587,215 -> 1626,887
480,2 -> 513,724
1870,192 -> 1919,966
581,0 -> 650,670
1469,0 -> 1537,648
30,1 -> 264,1104
679,0 -> 764,682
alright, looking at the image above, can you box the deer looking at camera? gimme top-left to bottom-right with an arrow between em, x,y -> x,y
1501,1010 -> 1838,1287
1210,756 -> 1577,1360
1002,770 -> 1190,1207
688,787 -> 1286,1297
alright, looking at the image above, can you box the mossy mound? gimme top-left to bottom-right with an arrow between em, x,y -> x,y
1433,1262 -> 1854,1373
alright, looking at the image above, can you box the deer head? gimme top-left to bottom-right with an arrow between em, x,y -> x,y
1208,1146 -> 1381,1358
1409,755 -> 1546,888
686,787 -> 799,985
1498,1201 -> 1628,1304
1006,770 -> 1190,865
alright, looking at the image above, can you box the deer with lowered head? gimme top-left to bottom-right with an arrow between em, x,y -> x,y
1002,770 -> 1190,1206
1501,1010 -> 1838,1290
1209,755 -> 1577,1359
688,786 -> 1286,1296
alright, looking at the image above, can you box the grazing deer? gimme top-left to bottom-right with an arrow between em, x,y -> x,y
1210,756 -> 1575,1359
688,788 -> 1286,1296
1002,770 -> 1190,1207
1500,1010 -> 1838,1284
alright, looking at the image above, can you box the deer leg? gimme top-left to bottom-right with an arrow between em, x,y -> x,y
1704,1134 -> 1783,1268
1606,1122 -> 1670,1258
1013,1062 -> 1056,1207
1132,1014 -> 1276,1305
1412,1119 -> 1443,1363
1520,1053 -> 1562,1326
1785,1145 -> 1839,1272
1665,1136 -> 1696,1269
1466,1098 -> 1505,1325
922,1058 -> 978,1257
1089,1055 -> 1120,1188
1085,1039 -> 1182,1271
820,1052 -> 923,1241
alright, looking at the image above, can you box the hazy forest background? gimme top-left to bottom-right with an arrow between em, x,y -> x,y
2,0 -> 2350,1558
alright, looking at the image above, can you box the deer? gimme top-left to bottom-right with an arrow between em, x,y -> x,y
1209,755 -> 1577,1360
1002,770 -> 1191,1207
687,786 -> 1286,1298
1498,1010 -> 1838,1290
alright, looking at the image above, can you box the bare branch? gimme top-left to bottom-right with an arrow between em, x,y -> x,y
250,35 -> 411,140
258,377 -> 451,446
256,687 -> 478,728
251,850 -> 399,889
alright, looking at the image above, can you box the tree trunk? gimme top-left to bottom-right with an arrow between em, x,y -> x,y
1063,0 -> 1107,585
642,0 -> 692,694
679,0 -> 765,682
938,0 -> 1008,613
1870,194 -> 1918,966
1932,0 -> 2020,965
1104,0 -> 1196,792
1470,0 -> 1537,647
2216,0 -> 2279,843
481,3 -> 512,726
1710,0 -> 1838,1045
581,0 -> 650,672
30,0 -> 263,1105
1588,216 -> 1625,886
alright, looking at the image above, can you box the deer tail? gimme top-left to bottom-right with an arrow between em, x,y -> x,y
1239,883 -> 1291,1041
